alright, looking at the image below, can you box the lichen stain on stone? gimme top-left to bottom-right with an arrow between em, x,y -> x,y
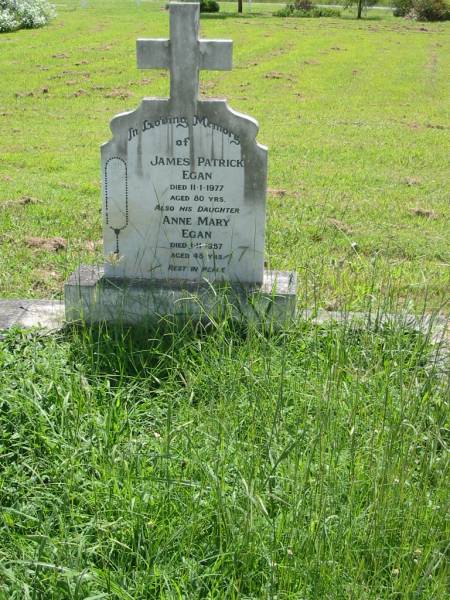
136,116 -> 143,178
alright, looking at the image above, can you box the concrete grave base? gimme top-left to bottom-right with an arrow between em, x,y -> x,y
65,265 -> 298,326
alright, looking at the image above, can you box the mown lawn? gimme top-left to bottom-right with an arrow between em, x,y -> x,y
0,0 -> 449,311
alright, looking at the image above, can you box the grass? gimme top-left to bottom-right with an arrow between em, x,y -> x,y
0,4 -> 449,597
0,0 -> 449,311
0,312 -> 448,597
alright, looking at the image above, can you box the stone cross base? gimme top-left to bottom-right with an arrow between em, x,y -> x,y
65,266 -> 297,326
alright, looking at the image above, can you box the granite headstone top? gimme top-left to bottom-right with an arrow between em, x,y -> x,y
103,1 -> 267,284
65,1 -> 297,324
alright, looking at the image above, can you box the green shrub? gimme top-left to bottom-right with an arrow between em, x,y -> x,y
393,0 -> 413,15
0,0 -> 55,32
274,3 -> 341,16
393,0 -> 450,18
200,0 -> 220,13
412,0 -> 450,19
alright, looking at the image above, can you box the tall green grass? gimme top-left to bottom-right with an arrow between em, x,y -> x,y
1,311 -> 448,598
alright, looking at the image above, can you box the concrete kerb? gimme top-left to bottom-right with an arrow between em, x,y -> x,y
0,300 -> 65,338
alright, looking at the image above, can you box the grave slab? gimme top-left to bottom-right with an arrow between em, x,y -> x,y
0,300 -> 65,333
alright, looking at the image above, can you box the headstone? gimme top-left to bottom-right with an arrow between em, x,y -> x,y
65,2 -> 297,325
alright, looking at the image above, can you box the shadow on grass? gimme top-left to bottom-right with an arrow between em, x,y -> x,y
61,305 -> 444,394
64,313 -> 253,383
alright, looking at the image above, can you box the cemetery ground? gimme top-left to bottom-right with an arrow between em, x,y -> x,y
0,1 -> 449,310
0,1 -> 449,598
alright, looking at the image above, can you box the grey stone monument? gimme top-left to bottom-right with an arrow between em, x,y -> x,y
65,1 -> 297,325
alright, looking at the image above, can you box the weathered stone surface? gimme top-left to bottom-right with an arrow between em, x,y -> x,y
0,300 -> 64,333
65,266 -> 297,326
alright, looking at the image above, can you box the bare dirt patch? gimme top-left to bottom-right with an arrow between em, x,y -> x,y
104,89 -> 133,99
425,123 -> 449,130
1,197 -> 42,209
327,218 -> 353,235
405,177 -> 421,186
265,72 -> 284,79
19,196 -> 42,206
409,207 -> 438,219
268,189 -> 287,197
128,78 -> 152,87
265,72 -> 295,84
25,237 -> 67,251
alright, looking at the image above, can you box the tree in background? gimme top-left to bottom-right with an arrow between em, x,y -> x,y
344,0 -> 379,18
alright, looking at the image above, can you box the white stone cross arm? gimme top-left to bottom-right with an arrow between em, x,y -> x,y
136,2 -> 232,112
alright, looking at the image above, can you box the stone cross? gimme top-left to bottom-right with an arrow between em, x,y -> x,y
136,2 -> 232,114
